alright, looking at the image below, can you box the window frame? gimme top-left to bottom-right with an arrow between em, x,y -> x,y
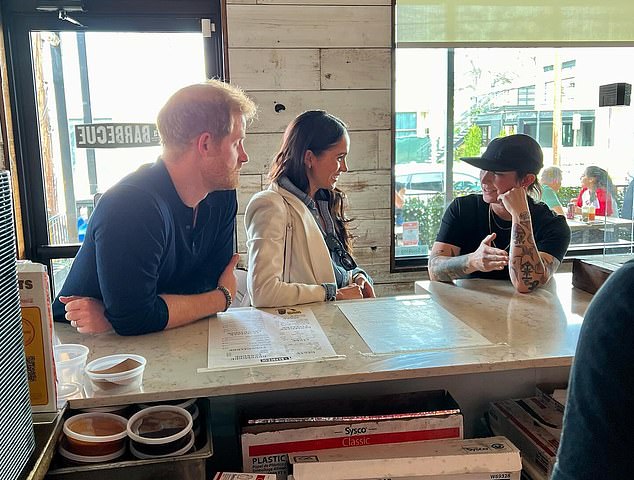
2,0 -> 225,277
391,45 -> 628,272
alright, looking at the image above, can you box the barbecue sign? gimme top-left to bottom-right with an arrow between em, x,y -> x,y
74,123 -> 160,148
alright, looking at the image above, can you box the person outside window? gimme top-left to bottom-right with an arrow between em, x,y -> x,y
622,177 -> 634,219
52,80 -> 257,335
540,166 -> 565,216
395,182 -> 407,226
245,110 -> 374,308
428,134 -> 571,293
575,166 -> 617,217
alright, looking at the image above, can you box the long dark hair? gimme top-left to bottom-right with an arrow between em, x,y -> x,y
269,110 -> 354,252
584,166 -> 617,198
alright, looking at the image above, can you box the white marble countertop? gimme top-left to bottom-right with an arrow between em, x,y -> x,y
57,273 -> 593,408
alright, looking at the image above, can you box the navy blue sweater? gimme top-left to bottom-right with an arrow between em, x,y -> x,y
52,159 -> 236,335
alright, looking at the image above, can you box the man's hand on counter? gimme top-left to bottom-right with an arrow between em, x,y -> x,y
59,296 -> 113,334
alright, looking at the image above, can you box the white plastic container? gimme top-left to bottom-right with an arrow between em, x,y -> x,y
85,354 -> 146,394
63,412 -> 128,457
129,430 -> 195,459
127,405 -> 193,457
56,382 -> 83,409
58,440 -> 126,465
54,344 -> 89,387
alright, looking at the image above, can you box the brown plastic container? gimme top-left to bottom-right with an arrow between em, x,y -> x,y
63,412 -> 128,456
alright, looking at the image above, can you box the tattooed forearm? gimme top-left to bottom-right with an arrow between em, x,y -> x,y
509,213 -> 553,292
429,251 -> 471,282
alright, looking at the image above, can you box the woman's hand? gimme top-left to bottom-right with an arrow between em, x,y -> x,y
353,274 -> 376,298
335,284 -> 363,300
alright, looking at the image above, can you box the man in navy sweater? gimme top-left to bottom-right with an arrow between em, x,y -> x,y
52,80 -> 256,335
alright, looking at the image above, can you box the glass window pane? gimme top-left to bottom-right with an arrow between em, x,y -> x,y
32,31 -> 205,245
394,45 -> 634,264
395,49 -> 447,258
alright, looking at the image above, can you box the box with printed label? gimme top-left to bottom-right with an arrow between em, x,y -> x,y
488,397 -> 563,480
214,473 -> 276,480
17,261 -> 57,413
535,383 -> 567,413
288,436 -> 521,480
241,391 -> 463,480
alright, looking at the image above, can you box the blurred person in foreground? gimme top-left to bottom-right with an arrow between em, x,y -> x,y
540,165 -> 565,215
245,110 -> 374,307
428,134 -> 570,293
552,259 -> 634,480
52,80 -> 257,335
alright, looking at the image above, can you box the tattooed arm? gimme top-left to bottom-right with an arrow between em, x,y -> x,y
429,238 -> 509,282
508,210 -> 560,292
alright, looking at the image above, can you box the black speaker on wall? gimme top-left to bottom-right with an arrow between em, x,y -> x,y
0,170 -> 35,478
599,82 -> 631,107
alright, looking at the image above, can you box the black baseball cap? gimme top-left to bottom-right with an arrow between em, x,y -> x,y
461,134 -> 544,174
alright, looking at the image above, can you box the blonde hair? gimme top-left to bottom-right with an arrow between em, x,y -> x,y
541,166 -> 563,185
156,79 -> 256,148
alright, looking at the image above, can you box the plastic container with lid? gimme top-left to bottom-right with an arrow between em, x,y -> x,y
85,354 -> 146,394
63,412 -> 128,457
54,344 -> 89,387
58,438 -> 126,466
129,430 -> 195,459
127,405 -> 193,457
56,382 -> 83,409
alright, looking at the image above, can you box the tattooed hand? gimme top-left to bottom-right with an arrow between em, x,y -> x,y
498,186 -> 530,219
468,233 -> 509,272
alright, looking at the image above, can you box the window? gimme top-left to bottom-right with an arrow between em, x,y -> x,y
4,0 -> 224,294
395,112 -> 418,138
393,45 -> 634,268
518,86 -> 535,106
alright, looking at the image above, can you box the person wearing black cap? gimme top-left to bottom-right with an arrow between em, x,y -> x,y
428,134 -> 571,292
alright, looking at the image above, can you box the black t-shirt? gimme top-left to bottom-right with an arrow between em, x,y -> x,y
435,194 -> 570,280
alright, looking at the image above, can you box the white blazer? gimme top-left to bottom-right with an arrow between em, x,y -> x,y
245,182 -> 338,308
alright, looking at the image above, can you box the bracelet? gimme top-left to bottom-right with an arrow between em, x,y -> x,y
216,285 -> 232,312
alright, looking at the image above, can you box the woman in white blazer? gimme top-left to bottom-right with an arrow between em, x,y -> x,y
245,110 -> 375,308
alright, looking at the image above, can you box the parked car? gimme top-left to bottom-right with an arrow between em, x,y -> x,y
395,163 -> 481,196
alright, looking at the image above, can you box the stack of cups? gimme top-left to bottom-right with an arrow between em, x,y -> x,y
53,344 -> 89,407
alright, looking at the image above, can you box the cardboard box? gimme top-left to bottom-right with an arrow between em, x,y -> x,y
214,474 -> 276,480
288,436 -> 521,480
488,397 -> 563,480
17,261 -> 57,413
241,391 -> 463,479
535,383 -> 567,413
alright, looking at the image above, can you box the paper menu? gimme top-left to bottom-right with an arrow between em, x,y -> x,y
200,307 -> 339,372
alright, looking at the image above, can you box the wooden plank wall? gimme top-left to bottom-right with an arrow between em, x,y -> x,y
226,0 -> 425,295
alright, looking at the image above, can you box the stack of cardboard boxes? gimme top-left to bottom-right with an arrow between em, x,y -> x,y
487,385 -> 567,480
